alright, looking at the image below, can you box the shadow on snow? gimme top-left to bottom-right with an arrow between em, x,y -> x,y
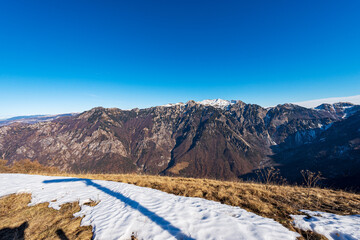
43,178 -> 195,240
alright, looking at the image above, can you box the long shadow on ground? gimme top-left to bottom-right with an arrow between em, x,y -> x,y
43,178 -> 195,240
56,229 -> 69,240
0,222 -> 28,240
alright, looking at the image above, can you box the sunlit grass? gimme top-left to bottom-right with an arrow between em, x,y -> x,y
2,159 -> 360,239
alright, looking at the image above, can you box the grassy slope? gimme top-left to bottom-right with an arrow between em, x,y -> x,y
1,160 -> 360,239
0,194 -> 93,240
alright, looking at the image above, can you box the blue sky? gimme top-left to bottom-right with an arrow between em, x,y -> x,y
1,0 -> 360,117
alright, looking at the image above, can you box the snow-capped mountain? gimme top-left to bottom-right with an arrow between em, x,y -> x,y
197,99 -> 237,108
162,99 -> 236,109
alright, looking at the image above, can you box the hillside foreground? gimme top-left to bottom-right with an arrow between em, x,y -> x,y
1,173 -> 303,240
1,161 -> 360,239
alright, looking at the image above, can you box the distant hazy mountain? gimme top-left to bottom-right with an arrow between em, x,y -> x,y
294,95 -> 360,108
0,113 -> 78,127
0,99 -> 359,190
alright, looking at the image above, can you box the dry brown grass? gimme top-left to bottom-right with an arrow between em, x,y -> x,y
27,172 -> 360,239
2,159 -> 360,239
0,193 -> 93,240
0,159 -> 59,175
167,162 -> 189,174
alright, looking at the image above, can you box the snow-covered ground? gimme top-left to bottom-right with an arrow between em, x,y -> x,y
0,174 -> 299,240
292,210 -> 360,240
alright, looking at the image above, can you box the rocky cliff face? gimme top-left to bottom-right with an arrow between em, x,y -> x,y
0,100 -> 359,189
272,110 -> 360,190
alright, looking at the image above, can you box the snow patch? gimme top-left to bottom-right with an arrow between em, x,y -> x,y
291,210 -> 360,240
0,174 -> 299,240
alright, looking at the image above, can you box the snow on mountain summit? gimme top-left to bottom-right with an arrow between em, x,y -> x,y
197,99 -> 237,108
161,102 -> 185,107
162,99 -> 236,109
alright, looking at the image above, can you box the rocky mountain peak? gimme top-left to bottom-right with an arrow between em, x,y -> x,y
315,102 -> 358,119
197,99 -> 237,109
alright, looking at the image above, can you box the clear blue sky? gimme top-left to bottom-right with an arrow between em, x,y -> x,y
1,0 -> 360,117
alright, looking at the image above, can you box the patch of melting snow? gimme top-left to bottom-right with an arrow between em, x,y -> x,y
0,174 -> 299,240
291,210 -> 360,240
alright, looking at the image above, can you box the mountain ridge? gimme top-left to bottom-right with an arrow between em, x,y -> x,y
0,99 -> 359,190
2,98 -> 359,126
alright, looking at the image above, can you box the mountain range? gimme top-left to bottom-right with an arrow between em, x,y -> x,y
1,99 -> 359,190
0,113 -> 78,127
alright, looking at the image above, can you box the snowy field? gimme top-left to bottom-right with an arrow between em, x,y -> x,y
292,210 -> 360,240
1,174 -> 359,240
1,174 -> 300,240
